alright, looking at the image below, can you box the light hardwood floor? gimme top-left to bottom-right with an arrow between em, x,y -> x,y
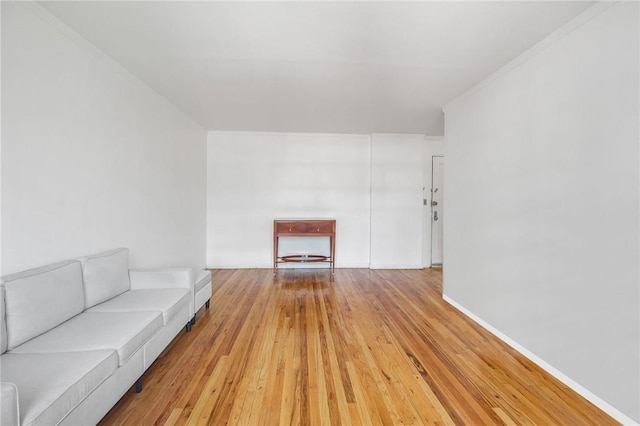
99,268 -> 618,425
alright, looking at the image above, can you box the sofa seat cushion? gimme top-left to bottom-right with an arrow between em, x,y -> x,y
9,311 -> 162,366
194,270 -> 211,293
0,350 -> 118,426
87,289 -> 190,325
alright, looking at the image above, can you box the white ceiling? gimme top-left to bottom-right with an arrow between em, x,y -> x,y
38,1 -> 594,135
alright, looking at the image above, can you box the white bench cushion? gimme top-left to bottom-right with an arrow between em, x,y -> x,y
87,289 -> 190,325
1,382 -> 19,426
194,270 -> 211,293
2,260 -> 85,350
0,350 -> 117,426
78,248 -> 130,309
1,287 -> 7,354
10,311 -> 162,366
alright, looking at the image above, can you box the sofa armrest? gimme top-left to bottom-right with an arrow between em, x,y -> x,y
129,268 -> 193,290
1,382 -> 20,426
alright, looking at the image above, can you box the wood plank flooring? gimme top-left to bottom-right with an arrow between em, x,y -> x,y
99,268 -> 618,425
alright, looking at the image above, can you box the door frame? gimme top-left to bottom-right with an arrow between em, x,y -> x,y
430,155 -> 444,266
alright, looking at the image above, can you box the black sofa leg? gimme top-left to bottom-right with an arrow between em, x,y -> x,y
190,315 -> 196,325
135,377 -> 142,393
186,322 -> 192,332
205,299 -> 210,309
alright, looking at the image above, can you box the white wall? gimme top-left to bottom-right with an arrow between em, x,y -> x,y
207,132 -> 438,270
443,2 -> 639,422
0,1 -> 3,278
370,134 -> 424,269
207,131 -> 371,268
1,3 -> 207,273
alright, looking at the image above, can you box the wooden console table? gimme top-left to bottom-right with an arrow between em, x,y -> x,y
273,219 -> 336,274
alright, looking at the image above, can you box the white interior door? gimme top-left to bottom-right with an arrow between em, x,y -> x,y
431,156 -> 444,265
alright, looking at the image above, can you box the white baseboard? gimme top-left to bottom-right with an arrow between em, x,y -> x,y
369,264 -> 423,270
443,295 -> 638,426
205,264 -> 371,269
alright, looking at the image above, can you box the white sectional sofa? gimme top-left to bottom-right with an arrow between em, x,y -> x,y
0,248 -> 212,426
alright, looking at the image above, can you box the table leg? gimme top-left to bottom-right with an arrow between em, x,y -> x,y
273,236 -> 278,275
330,235 -> 336,274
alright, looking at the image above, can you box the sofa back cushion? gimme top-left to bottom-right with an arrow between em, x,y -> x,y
78,248 -> 130,309
1,286 -> 7,354
2,260 -> 85,350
